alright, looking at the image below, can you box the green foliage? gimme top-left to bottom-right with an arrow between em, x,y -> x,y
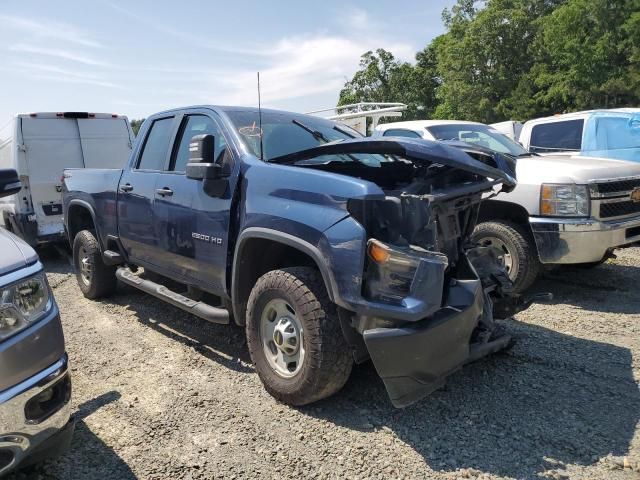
130,118 -> 145,136
338,0 -> 640,124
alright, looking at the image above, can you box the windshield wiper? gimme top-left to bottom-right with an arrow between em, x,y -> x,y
292,119 -> 330,142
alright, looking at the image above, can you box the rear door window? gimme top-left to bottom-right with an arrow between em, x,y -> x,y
530,119 -> 584,153
137,117 -> 174,170
382,129 -> 422,138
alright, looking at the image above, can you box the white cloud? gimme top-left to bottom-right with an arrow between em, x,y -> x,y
0,14 -> 103,48
11,62 -> 122,88
204,34 -> 415,108
9,44 -> 110,67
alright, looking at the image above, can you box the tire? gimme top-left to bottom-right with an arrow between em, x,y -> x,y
472,220 -> 540,293
72,230 -> 117,299
245,267 -> 353,406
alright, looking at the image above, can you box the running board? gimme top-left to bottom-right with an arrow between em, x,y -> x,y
116,267 -> 230,324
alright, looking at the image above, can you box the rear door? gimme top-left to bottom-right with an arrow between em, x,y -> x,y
117,116 -> 176,269
21,117 -> 84,237
153,111 -> 236,294
77,118 -> 132,168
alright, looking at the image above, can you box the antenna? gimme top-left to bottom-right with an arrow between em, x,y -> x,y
257,72 -> 264,160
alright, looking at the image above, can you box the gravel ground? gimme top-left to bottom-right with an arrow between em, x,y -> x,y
8,247 -> 640,480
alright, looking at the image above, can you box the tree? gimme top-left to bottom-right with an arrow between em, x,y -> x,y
524,0 -> 640,114
431,0 -> 561,122
338,49 -> 438,120
339,0 -> 640,124
130,119 -> 145,136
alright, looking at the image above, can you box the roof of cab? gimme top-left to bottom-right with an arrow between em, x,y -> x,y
522,108 -> 640,126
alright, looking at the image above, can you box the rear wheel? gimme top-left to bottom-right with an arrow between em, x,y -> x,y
73,230 -> 117,299
245,267 -> 353,406
472,221 -> 540,293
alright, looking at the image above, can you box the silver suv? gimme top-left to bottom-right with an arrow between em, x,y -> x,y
0,168 -> 73,475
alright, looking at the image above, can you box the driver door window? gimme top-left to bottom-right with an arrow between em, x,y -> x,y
171,115 -> 228,172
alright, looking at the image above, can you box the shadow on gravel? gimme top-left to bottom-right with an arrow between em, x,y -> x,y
303,320 -> 640,480
7,391 -> 137,480
107,289 -> 253,374
530,262 -> 640,314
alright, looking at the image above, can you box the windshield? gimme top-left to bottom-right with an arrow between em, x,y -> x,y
426,123 -> 529,157
580,112 -> 640,162
225,110 -> 393,166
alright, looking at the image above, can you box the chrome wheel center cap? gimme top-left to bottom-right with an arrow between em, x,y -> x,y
272,317 -> 300,356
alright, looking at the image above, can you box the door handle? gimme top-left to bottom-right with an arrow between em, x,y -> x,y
156,187 -> 173,197
119,183 -> 133,193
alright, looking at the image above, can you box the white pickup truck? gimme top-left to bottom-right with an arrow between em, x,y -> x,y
372,119 -> 640,292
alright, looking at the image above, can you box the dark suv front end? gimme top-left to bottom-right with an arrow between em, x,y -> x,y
0,170 -> 73,475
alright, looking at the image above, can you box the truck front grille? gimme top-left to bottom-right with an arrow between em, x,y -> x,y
599,201 -> 640,219
592,177 -> 640,195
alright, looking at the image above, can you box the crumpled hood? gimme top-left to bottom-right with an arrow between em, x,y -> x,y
0,228 -> 39,276
517,154 -> 640,184
270,137 -> 517,188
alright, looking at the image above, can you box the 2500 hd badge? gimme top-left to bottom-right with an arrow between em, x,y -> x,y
192,232 -> 223,245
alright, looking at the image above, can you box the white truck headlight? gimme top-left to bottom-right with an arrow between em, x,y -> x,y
540,184 -> 590,217
0,273 -> 51,340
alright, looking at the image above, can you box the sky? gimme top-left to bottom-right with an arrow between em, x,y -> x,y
0,0 -> 455,125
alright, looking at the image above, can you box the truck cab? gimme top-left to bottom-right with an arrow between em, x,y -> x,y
373,120 -> 640,292
518,108 -> 640,157
63,105 -> 538,408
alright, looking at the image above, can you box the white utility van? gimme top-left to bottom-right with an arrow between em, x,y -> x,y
0,112 -> 134,245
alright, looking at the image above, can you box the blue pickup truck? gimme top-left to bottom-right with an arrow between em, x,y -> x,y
62,105 -> 537,408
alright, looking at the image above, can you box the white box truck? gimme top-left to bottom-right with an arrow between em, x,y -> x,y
0,112 -> 134,245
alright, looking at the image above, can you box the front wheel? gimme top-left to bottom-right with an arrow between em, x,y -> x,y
73,230 -> 117,299
245,267 -> 353,406
472,221 -> 541,293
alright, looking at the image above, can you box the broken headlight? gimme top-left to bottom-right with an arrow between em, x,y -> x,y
0,273 -> 51,341
540,184 -> 590,217
364,239 -> 448,305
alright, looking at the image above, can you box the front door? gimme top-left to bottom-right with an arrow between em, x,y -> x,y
117,116 -> 176,269
153,112 -> 236,295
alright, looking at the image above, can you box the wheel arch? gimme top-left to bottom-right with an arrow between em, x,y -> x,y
478,199 -> 531,227
231,227 -> 337,326
66,200 -> 102,249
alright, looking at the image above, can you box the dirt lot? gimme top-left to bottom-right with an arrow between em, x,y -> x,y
9,247 -> 640,480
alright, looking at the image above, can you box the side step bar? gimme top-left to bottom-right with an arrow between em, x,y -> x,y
116,267 -> 230,324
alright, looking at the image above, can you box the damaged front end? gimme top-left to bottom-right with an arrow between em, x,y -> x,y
271,138 -> 544,407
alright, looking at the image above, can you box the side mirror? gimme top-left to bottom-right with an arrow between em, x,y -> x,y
185,134 -> 229,197
0,169 -> 21,199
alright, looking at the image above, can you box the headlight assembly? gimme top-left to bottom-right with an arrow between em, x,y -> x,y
540,184 -> 590,217
0,273 -> 51,341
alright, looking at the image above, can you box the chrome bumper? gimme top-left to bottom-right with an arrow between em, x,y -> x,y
0,355 -> 72,475
530,216 -> 640,264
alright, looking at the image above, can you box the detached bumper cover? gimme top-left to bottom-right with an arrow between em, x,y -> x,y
364,279 -> 509,408
530,215 -> 640,264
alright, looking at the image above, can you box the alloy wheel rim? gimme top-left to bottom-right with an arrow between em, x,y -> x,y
260,298 -> 305,378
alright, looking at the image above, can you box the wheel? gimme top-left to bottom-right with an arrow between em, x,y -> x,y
472,221 -> 540,293
72,230 -> 117,299
245,267 -> 353,406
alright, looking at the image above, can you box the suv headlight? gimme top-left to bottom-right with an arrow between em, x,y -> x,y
0,273 -> 51,341
540,184 -> 590,217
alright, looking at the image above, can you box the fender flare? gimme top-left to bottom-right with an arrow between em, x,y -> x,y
231,227 -> 339,320
66,199 -> 103,250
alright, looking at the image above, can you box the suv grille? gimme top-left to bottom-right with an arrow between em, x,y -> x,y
599,201 -> 640,219
592,178 -> 640,195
